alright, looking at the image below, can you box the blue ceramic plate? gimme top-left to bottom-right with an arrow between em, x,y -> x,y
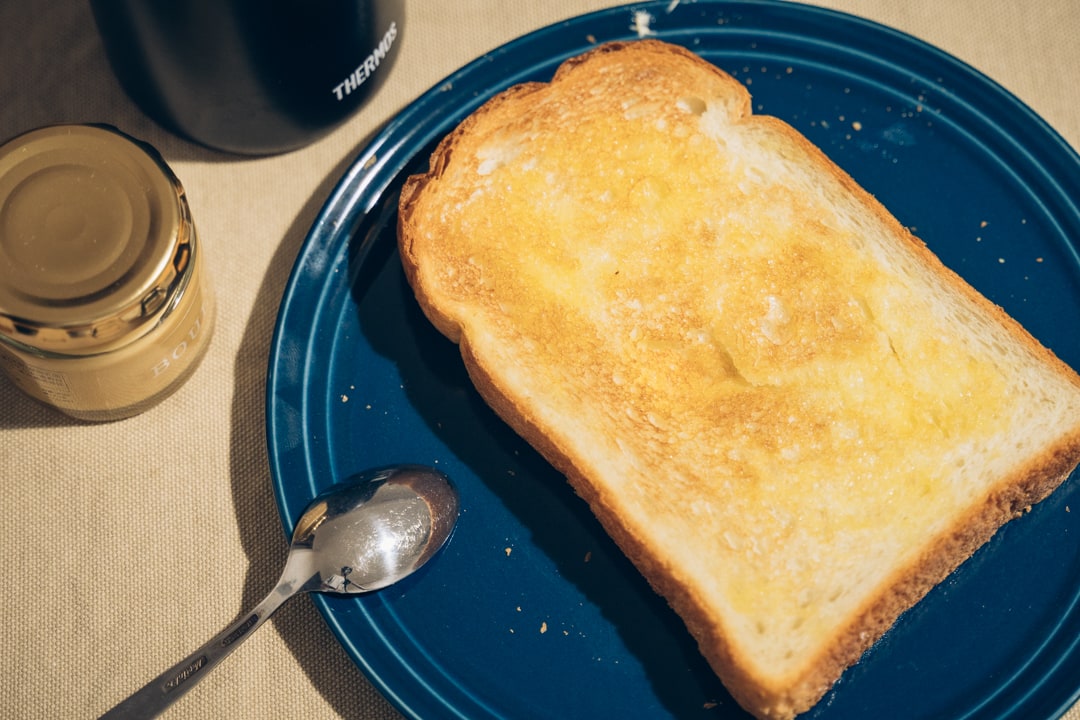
267,2 -> 1080,718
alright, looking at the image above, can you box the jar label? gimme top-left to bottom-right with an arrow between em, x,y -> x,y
0,347 -> 77,405
151,306 -> 207,378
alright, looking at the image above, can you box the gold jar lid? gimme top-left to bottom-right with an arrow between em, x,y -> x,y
0,124 -> 190,355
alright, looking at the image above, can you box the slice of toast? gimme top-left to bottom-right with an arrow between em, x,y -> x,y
397,39 -> 1080,719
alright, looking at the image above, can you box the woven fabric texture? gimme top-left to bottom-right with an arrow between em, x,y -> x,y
1,2 -> 1078,719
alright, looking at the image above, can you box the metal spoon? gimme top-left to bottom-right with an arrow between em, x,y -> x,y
101,464 -> 459,719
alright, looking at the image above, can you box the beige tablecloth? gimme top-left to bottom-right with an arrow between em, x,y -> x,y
2,2 -> 1078,719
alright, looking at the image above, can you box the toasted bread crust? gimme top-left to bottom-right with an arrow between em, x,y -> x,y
398,40 -> 1080,719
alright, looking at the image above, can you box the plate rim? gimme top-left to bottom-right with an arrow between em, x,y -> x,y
266,2 -> 1080,719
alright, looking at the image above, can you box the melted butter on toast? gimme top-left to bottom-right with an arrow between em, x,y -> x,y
400,41 -> 1080,718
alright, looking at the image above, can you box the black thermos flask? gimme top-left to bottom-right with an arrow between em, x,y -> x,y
90,0 -> 404,155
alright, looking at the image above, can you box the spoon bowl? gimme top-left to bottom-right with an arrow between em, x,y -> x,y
291,465 -> 459,592
101,464 -> 458,719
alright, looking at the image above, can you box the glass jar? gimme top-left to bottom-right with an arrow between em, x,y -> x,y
0,124 -> 215,421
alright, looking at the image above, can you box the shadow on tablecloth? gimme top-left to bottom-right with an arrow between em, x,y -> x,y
225,120 -> 406,719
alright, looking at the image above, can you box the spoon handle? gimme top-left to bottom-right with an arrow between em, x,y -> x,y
99,581 -> 297,719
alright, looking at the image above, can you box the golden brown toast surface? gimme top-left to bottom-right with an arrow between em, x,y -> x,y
398,40 -> 1080,719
